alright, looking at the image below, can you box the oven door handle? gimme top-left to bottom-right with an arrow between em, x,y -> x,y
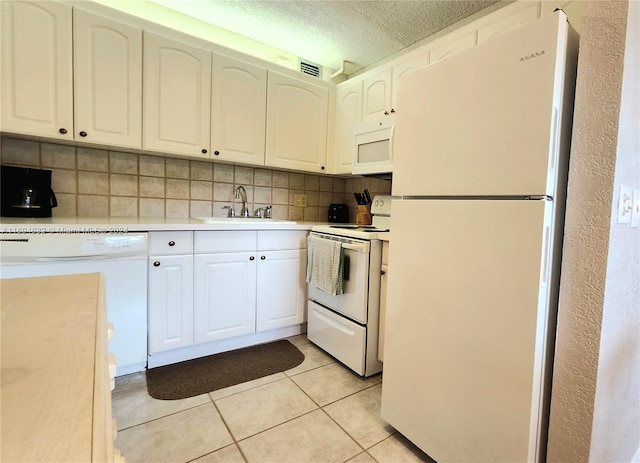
341,242 -> 368,252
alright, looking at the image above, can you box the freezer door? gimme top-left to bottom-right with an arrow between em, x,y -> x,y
381,199 -> 556,463
393,12 -> 572,197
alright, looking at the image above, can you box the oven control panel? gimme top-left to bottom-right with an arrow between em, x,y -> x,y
370,195 -> 397,216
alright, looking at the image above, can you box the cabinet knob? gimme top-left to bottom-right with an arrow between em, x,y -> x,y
58,128 -> 67,134
260,255 -> 266,260
390,108 -> 396,113
153,261 -> 160,267
213,150 -> 220,156
79,131 -> 87,137
168,241 -> 175,246
250,256 -> 255,261
321,166 -> 325,170
202,149 -> 208,154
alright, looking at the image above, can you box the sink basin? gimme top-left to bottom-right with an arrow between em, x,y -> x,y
193,217 -> 292,224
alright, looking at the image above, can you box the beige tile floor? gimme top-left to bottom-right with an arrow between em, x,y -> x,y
113,335 -> 435,463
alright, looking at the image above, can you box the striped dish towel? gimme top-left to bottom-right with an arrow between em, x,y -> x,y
305,235 -> 344,295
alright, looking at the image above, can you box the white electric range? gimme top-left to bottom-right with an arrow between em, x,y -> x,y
307,195 -> 394,376
311,195 -> 392,240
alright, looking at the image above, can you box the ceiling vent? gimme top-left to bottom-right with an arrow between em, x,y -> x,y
299,59 -> 322,78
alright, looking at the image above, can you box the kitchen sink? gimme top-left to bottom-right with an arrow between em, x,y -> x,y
192,217 -> 292,223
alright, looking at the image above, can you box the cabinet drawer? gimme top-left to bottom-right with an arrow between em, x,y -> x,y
307,301 -> 366,376
258,230 -> 308,251
195,231 -> 257,253
149,231 -> 193,255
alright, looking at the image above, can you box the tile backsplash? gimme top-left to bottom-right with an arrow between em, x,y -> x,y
0,136 -> 391,222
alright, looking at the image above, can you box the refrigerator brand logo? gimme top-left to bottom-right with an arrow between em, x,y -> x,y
520,50 -> 546,62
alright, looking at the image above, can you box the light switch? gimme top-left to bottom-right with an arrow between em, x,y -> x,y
617,185 -> 633,224
631,189 -> 640,228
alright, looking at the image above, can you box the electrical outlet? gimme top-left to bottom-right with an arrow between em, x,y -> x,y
617,185 -> 633,224
294,193 -> 307,207
631,189 -> 640,228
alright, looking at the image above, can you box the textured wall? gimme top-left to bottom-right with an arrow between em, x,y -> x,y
590,0 -> 640,460
546,1 -> 631,462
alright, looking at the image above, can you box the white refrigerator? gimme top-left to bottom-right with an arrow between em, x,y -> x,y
381,11 -> 578,463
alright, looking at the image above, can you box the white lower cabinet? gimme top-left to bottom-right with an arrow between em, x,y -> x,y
256,249 -> 307,332
194,252 -> 257,343
148,231 -> 195,354
148,230 -> 308,365
148,254 -> 194,354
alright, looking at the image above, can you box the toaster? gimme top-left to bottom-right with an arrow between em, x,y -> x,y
328,204 -> 350,223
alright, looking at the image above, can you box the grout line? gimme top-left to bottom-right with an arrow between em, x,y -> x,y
232,406 -> 322,444
209,397 -> 250,463
184,443 -> 245,463
115,400 -> 211,432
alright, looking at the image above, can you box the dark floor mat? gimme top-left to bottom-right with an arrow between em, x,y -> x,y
146,340 -> 305,400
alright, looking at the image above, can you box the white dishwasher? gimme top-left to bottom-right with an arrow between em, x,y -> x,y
0,232 -> 148,376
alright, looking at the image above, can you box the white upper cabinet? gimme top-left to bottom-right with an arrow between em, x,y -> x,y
143,32 -> 212,158
362,68 -> 393,121
265,70 -> 329,173
478,3 -> 540,43
392,52 -> 430,112
430,32 -> 477,64
74,10 -> 142,149
211,54 -> 267,165
334,78 -> 363,174
1,1 -> 73,140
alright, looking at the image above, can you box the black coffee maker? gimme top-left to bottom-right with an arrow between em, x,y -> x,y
1,165 -> 58,217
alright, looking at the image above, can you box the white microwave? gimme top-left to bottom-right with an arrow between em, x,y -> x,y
352,115 -> 395,176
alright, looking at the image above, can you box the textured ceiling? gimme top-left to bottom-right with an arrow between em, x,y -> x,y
151,0 -> 503,74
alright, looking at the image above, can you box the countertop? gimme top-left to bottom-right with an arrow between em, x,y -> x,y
0,216 -> 322,233
1,273 -> 114,462
0,218 -> 393,241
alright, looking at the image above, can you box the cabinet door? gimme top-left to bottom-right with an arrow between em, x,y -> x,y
429,32 -> 477,64
392,52 -> 429,112
194,253 -> 257,343
256,249 -> 306,332
143,32 -> 211,157
148,255 -> 194,354
265,71 -> 329,173
211,54 -> 267,166
477,3 -> 539,43
1,1 -> 73,139
74,10 -> 142,148
334,78 -> 363,174
362,68 -> 392,121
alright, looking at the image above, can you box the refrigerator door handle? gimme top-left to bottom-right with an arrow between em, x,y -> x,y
541,225 -> 551,284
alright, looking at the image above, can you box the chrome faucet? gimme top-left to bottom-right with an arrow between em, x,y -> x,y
234,185 -> 249,217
